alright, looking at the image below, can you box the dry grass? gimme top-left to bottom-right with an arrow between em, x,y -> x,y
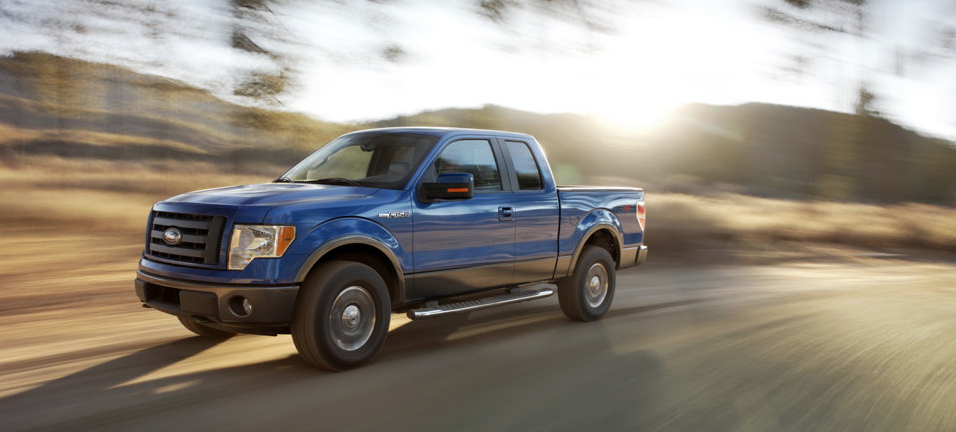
0,125 -> 208,154
649,193 -> 956,252
2,158 -> 955,267
0,157 -> 272,232
0,123 -> 46,143
0,158 -> 274,314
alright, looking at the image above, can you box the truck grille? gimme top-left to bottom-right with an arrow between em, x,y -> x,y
147,211 -> 225,266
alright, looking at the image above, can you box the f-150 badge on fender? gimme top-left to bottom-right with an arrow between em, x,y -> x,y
378,211 -> 410,219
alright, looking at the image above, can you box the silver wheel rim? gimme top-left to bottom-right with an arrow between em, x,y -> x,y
328,286 -> 376,351
584,262 -> 609,308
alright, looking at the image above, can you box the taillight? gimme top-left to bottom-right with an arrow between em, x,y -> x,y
637,201 -> 645,230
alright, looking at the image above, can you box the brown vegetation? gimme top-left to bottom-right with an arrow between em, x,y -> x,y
648,193 -> 956,255
4,157 -> 955,259
0,158 -> 270,233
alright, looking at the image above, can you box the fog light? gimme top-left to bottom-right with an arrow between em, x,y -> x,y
229,296 -> 253,317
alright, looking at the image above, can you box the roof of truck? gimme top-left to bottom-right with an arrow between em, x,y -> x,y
344,127 -> 535,140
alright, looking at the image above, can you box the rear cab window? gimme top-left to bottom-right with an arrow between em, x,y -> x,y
505,140 -> 544,191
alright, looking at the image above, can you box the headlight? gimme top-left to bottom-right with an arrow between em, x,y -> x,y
228,225 -> 296,270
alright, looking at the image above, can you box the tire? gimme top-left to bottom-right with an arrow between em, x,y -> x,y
178,316 -> 236,338
291,261 -> 391,371
558,246 -> 616,322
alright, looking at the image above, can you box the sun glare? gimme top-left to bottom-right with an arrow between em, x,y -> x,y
593,88 -> 683,132
584,12 -> 711,131
290,0 -> 807,136
579,1 -> 788,133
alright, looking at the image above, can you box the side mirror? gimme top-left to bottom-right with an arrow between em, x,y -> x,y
422,173 -> 474,201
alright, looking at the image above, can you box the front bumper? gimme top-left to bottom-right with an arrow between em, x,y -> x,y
135,270 -> 299,333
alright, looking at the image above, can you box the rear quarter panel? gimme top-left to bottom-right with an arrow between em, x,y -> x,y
556,187 -> 645,275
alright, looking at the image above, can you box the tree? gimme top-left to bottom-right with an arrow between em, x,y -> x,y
229,0 -> 291,105
854,82 -> 878,117
759,0 -> 955,123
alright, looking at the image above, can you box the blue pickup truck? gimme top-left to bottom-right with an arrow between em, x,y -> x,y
135,128 -> 647,370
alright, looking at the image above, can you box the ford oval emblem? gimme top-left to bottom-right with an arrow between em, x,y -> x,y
163,227 -> 183,245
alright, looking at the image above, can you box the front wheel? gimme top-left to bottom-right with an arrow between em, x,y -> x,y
291,261 -> 391,371
558,246 -> 616,322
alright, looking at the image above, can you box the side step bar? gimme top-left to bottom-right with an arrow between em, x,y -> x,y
406,288 -> 555,320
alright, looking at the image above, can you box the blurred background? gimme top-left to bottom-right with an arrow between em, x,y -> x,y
1,0 -> 955,258
3,2 -> 956,430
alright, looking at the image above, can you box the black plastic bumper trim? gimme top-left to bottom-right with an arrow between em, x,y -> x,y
135,271 -> 299,325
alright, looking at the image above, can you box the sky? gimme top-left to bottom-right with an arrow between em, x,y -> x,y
0,0 -> 954,140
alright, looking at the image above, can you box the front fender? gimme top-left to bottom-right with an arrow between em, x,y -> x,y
290,217 -> 408,290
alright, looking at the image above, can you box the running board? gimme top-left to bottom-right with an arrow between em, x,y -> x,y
406,288 -> 555,320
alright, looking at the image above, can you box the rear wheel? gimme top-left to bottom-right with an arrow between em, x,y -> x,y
291,261 -> 391,370
558,246 -> 616,321
178,316 -> 235,338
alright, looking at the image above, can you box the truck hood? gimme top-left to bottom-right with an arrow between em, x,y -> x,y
164,183 -> 379,207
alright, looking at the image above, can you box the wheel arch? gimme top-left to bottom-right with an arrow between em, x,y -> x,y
296,235 -> 406,307
569,224 -> 624,275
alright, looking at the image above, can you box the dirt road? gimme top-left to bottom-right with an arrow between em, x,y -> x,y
2,239 -> 956,431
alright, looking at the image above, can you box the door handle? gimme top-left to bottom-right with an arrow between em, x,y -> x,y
498,206 -> 514,221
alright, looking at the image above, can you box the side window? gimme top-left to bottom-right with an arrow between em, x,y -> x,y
506,141 -> 544,190
432,139 -> 502,192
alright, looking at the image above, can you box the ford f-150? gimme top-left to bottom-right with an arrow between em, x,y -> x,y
135,127 -> 647,370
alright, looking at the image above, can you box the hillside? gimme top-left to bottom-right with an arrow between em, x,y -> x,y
2,51 -> 955,204
650,103 -> 956,203
370,104 -> 956,204
0,52 -> 350,171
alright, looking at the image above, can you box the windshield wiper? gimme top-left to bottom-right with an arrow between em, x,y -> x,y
273,176 -> 294,183
303,178 -> 365,187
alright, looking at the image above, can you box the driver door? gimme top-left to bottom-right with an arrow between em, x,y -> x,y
410,138 -> 516,299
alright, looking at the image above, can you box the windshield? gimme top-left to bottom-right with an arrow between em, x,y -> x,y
281,132 -> 439,190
